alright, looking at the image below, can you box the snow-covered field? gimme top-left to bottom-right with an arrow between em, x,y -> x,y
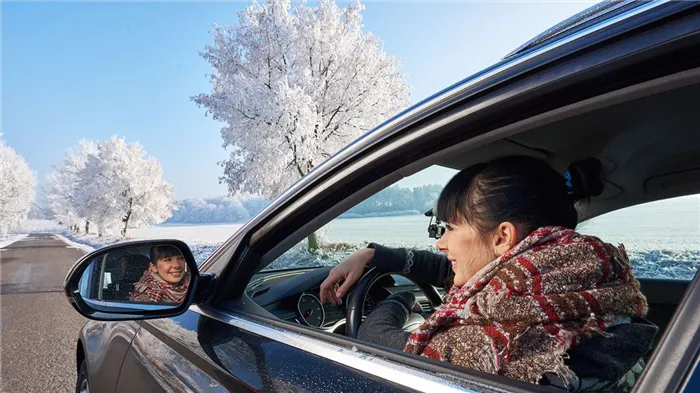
129,223 -> 244,244
8,219 -> 243,265
9,195 -> 700,280
0,234 -> 29,249
64,224 -> 243,265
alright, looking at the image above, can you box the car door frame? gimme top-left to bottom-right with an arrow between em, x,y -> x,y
189,3 -> 700,392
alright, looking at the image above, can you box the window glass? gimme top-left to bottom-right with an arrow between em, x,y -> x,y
578,195 -> 700,280
264,165 -> 458,271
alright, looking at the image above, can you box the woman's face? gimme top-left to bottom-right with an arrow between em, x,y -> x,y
150,254 -> 186,284
436,221 -> 498,287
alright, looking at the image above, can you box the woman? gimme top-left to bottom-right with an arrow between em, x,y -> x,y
130,245 -> 190,303
319,156 -> 657,392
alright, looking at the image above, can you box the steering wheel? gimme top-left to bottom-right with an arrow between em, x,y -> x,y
345,267 -> 443,338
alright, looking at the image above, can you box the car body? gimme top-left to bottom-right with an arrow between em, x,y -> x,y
65,1 -> 700,392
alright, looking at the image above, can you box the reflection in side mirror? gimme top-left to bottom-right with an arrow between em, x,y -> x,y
79,244 -> 191,309
65,239 -> 204,320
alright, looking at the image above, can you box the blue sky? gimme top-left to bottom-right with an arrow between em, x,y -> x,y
2,1 -> 593,199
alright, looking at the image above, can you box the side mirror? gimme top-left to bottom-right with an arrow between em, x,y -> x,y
64,239 -> 208,321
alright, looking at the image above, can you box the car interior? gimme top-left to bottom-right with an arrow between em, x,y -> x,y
102,253 -> 152,301
239,73 -> 700,383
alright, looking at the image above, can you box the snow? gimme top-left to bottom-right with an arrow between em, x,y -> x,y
74,137 -> 175,237
193,0 -> 410,200
10,219 -> 65,234
9,194 -> 700,280
7,219 -> 239,265
130,223 -> 244,244
166,195 -> 267,224
0,138 -> 36,235
52,233 -> 101,253
9,220 -> 240,265
130,224 -> 244,264
48,140 -> 96,231
48,138 -> 175,238
0,234 -> 29,249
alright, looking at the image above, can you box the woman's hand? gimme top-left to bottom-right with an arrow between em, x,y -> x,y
319,248 -> 374,305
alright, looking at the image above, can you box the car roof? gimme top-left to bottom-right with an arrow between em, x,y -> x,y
503,0 -> 644,60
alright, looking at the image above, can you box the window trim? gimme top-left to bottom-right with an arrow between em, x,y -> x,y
631,271 -> 700,392
190,304 -> 554,393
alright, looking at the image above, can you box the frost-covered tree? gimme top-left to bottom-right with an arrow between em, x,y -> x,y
193,0 -> 409,249
0,138 -> 36,235
76,137 -> 175,238
193,0 -> 409,198
28,182 -> 55,220
49,140 -> 97,233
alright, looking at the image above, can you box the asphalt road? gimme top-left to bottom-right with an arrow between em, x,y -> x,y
1,233 -> 87,393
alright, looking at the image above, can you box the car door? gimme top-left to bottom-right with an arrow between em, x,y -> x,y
111,3 -> 700,392
116,311 -> 453,393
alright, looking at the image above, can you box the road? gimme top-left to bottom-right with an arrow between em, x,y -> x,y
1,233 -> 87,393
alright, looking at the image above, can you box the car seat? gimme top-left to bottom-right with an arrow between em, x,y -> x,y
104,254 -> 152,301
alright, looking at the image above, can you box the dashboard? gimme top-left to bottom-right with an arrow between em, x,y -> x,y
246,267 -> 434,334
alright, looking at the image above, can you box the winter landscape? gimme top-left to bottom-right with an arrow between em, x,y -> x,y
6,192 -> 699,280
3,1 -> 700,391
2,0 -> 698,284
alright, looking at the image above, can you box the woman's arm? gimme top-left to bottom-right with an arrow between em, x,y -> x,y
357,292 -> 414,350
367,243 -> 453,288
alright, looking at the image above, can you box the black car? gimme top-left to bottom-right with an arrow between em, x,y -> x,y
65,1 -> 700,392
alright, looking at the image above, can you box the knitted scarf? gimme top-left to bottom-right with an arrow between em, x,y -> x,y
130,269 -> 190,303
404,226 -> 648,385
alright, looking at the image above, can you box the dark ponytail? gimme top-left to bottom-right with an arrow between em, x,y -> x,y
436,155 -> 603,237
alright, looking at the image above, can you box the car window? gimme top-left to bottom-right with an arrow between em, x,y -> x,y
578,195 -> 700,280
264,165 -> 458,271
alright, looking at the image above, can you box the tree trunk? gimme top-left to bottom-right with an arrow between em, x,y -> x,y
85,221 -> 90,234
121,199 -> 132,238
307,232 -> 319,251
121,211 -> 131,238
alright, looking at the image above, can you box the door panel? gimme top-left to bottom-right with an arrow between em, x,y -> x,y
84,320 -> 140,393
115,309 -> 415,393
115,316 -> 230,393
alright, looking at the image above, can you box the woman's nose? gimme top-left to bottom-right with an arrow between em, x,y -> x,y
436,235 -> 447,252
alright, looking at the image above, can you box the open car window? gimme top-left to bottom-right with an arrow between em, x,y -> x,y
262,165 -> 458,272
578,194 -> 700,280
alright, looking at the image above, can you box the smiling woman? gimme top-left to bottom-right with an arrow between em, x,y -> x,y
130,245 -> 191,303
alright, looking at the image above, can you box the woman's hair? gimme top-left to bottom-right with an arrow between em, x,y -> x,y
150,245 -> 183,264
436,155 -> 604,237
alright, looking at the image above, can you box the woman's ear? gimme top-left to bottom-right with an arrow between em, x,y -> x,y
492,222 -> 518,256
149,263 -> 157,273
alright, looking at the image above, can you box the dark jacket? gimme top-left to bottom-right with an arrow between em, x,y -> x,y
359,244 -> 657,392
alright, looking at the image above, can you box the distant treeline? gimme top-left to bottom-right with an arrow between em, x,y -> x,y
164,184 -> 442,224
166,195 -> 268,224
341,184 -> 442,218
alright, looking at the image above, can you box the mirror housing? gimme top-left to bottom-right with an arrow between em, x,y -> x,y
63,239 -> 211,321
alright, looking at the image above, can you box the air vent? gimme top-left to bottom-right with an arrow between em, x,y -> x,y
418,300 -> 431,312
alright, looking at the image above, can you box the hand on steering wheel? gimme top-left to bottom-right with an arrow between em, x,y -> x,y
319,248 -> 374,305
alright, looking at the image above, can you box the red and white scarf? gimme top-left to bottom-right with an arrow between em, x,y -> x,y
404,226 -> 648,384
130,269 -> 190,304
